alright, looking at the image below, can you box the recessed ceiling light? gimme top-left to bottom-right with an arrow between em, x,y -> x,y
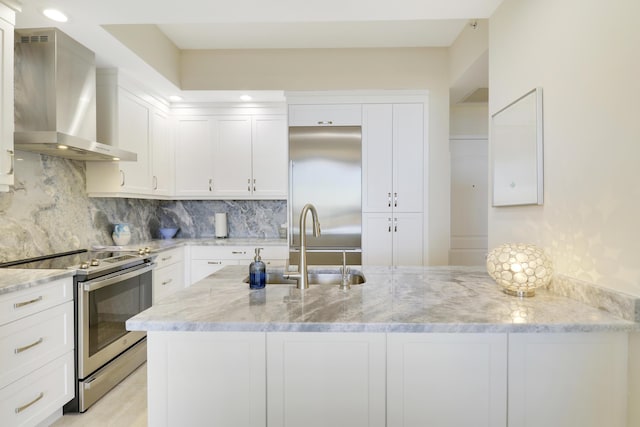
168,95 -> 183,102
57,144 -> 68,150
240,95 -> 252,102
43,9 -> 68,23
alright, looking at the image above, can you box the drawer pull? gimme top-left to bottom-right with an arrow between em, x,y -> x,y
231,251 -> 246,255
161,256 -> 173,261
14,296 -> 43,309
15,337 -> 44,354
15,392 -> 44,414
207,261 -> 222,265
161,279 -> 173,286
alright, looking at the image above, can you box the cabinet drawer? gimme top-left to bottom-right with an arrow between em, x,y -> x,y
190,260 -> 238,285
154,263 -> 185,303
0,278 -> 72,326
0,351 -> 74,427
190,246 -> 253,260
288,104 -> 362,126
0,301 -> 74,389
155,247 -> 184,269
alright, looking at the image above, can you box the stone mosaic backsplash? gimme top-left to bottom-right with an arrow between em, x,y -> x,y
0,151 -> 286,262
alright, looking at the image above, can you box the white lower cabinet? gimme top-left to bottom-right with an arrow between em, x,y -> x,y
152,247 -> 185,303
362,212 -> 423,266
189,245 -> 288,286
508,333 -> 628,427
0,277 -> 74,427
147,331 -> 266,427
387,333 -> 507,427
145,331 -> 631,426
266,332 -> 386,427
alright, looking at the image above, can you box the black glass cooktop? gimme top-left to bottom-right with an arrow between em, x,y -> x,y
0,249 -> 124,270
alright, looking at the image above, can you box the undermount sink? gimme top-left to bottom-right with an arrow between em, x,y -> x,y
243,269 -> 366,286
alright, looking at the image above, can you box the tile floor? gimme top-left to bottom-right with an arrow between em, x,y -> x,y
51,363 -> 147,426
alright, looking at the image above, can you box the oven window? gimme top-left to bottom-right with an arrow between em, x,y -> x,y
88,271 -> 152,356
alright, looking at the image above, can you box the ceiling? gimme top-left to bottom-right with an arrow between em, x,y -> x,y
15,0 -> 501,102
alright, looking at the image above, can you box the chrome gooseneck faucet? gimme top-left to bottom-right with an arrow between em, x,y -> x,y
285,203 -> 321,289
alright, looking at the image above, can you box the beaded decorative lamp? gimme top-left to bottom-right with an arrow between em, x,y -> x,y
486,243 -> 553,297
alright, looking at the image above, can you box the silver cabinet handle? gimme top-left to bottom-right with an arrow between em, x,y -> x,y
394,192 -> 398,208
209,178 -> 213,192
153,175 -> 158,190
119,170 -> 125,186
161,278 -> 173,286
388,192 -> 391,207
207,261 -> 222,265
15,392 -> 44,414
247,178 -> 251,192
317,120 -> 333,125
161,255 -> 173,262
388,218 -> 392,233
394,217 -> 398,232
253,178 -> 256,192
14,296 -> 43,309
231,251 -> 246,255
15,337 -> 43,354
7,149 -> 14,174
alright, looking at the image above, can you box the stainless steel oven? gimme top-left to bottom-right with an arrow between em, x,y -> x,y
76,261 -> 153,410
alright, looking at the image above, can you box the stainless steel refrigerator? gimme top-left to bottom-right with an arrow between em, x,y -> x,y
288,126 -> 362,265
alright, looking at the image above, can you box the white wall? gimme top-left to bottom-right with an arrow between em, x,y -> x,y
450,104 -> 489,137
489,0 -> 640,295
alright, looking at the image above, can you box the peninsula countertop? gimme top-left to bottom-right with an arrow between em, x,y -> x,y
126,265 -> 640,334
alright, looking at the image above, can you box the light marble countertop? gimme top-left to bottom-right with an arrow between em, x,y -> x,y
95,237 -> 288,252
0,269 -> 74,295
126,265 -> 640,334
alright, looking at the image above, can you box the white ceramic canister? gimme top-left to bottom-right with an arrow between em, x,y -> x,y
215,213 -> 228,238
112,223 -> 132,246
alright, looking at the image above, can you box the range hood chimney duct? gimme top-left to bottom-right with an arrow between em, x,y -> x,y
14,28 -> 136,161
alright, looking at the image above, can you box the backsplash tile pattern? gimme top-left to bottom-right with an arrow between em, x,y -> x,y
0,152 -> 286,263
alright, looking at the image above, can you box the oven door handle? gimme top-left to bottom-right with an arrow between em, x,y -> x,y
82,263 -> 156,292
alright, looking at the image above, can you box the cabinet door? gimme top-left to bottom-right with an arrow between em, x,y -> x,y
0,11 -> 14,191
288,104 -> 362,126
362,104 -> 393,213
212,117 -> 253,197
174,118 -> 215,197
362,213 -> 393,266
151,110 -> 172,196
118,88 -> 151,193
387,333 -> 507,427
393,212 -> 423,266
147,331 -> 266,427
153,263 -> 184,303
393,104 -> 423,213
508,333 -> 628,427
252,116 -> 287,198
267,332 -> 386,427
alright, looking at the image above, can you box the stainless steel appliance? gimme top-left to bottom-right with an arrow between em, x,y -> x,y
288,126 -> 362,265
13,27 -> 136,161
0,249 -> 154,412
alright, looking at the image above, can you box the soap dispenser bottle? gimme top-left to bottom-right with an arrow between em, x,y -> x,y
249,247 -> 266,289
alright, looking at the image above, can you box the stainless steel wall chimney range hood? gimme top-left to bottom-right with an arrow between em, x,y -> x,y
14,28 -> 136,161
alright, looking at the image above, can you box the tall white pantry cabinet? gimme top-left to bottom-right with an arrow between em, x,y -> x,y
362,103 -> 424,266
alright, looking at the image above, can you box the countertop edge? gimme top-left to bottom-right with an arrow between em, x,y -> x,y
0,269 -> 75,295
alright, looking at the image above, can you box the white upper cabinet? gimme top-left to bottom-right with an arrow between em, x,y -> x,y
362,103 -> 424,213
0,3 -> 15,192
288,104 -> 362,126
174,112 -> 287,200
86,70 -> 172,199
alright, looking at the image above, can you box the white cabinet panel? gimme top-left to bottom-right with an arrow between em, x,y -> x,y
288,104 -> 362,126
147,331 -> 266,427
0,351 -> 74,427
252,116 -> 288,198
362,212 -> 422,267
267,332 -> 386,427
0,278 -> 72,326
508,333 -> 628,427
151,110 -> 173,196
174,118 -> 215,197
0,7 -> 15,191
213,116 -> 253,197
362,104 -> 393,212
387,333 -> 507,427
117,88 -> 151,192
